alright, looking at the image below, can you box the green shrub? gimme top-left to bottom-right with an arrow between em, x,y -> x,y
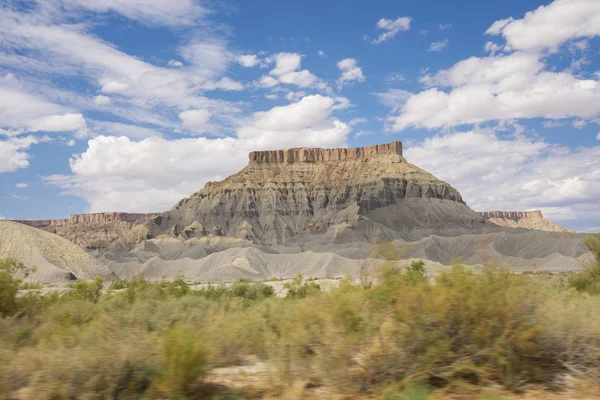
69,276 -> 104,303
284,274 -> 321,298
405,259 -> 427,283
108,279 -> 128,290
124,277 -> 154,303
229,279 -> 274,300
193,280 -> 274,301
278,266 -> 554,392
155,323 -> 209,398
164,276 -> 191,298
2,254 -> 600,398
0,259 -> 32,317
568,233 -> 600,294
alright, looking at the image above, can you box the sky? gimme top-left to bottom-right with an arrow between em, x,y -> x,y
0,0 -> 599,232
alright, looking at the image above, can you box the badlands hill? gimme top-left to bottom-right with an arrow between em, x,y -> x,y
481,210 -> 574,233
148,142 -> 485,244
0,221 -> 116,284
89,141 -> 591,281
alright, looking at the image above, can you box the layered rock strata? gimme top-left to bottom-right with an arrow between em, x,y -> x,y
150,141 -> 484,244
481,210 -> 574,233
14,213 -> 160,248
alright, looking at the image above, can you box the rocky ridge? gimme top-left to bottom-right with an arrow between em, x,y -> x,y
481,210 -> 574,233
14,212 -> 160,249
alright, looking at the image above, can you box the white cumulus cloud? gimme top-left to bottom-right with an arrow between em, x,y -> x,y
0,136 -> 38,173
167,60 -> 184,68
28,113 -> 87,133
179,109 -> 211,133
236,54 -> 260,67
257,53 -> 321,89
336,58 -> 365,88
485,0 -> 600,52
405,128 -> 600,227
94,95 -> 111,105
99,80 -> 130,94
0,81 -> 66,132
389,50 -> 600,131
47,95 -> 352,211
483,41 -> 503,54
386,0 -> 600,132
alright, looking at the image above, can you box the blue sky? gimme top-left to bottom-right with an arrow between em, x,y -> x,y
0,0 -> 599,232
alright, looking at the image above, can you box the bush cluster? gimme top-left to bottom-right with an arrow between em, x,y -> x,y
0,234 -> 598,399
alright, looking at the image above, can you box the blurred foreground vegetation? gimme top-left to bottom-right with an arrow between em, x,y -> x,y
0,234 -> 599,399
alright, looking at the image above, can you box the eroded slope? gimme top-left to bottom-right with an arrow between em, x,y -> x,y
0,221 -> 116,284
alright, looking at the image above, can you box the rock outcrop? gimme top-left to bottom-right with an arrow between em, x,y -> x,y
14,212 -> 160,249
248,141 -> 403,164
0,221 -> 116,284
481,210 -> 574,233
149,141 -> 484,244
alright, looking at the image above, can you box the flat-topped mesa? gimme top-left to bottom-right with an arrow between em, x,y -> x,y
15,212 -> 161,227
480,210 -> 574,233
155,140 -> 482,245
66,212 -> 161,224
13,212 -> 161,248
481,210 -> 543,221
249,141 -> 403,164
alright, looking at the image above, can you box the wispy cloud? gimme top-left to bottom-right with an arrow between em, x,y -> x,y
428,39 -> 449,52
372,17 -> 411,44
354,130 -> 374,138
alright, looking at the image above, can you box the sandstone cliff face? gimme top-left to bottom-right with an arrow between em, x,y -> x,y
151,141 -> 482,245
248,141 -> 403,164
14,213 -> 160,248
480,210 -> 574,233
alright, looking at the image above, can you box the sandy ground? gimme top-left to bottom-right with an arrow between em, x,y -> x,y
206,360 -> 600,399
